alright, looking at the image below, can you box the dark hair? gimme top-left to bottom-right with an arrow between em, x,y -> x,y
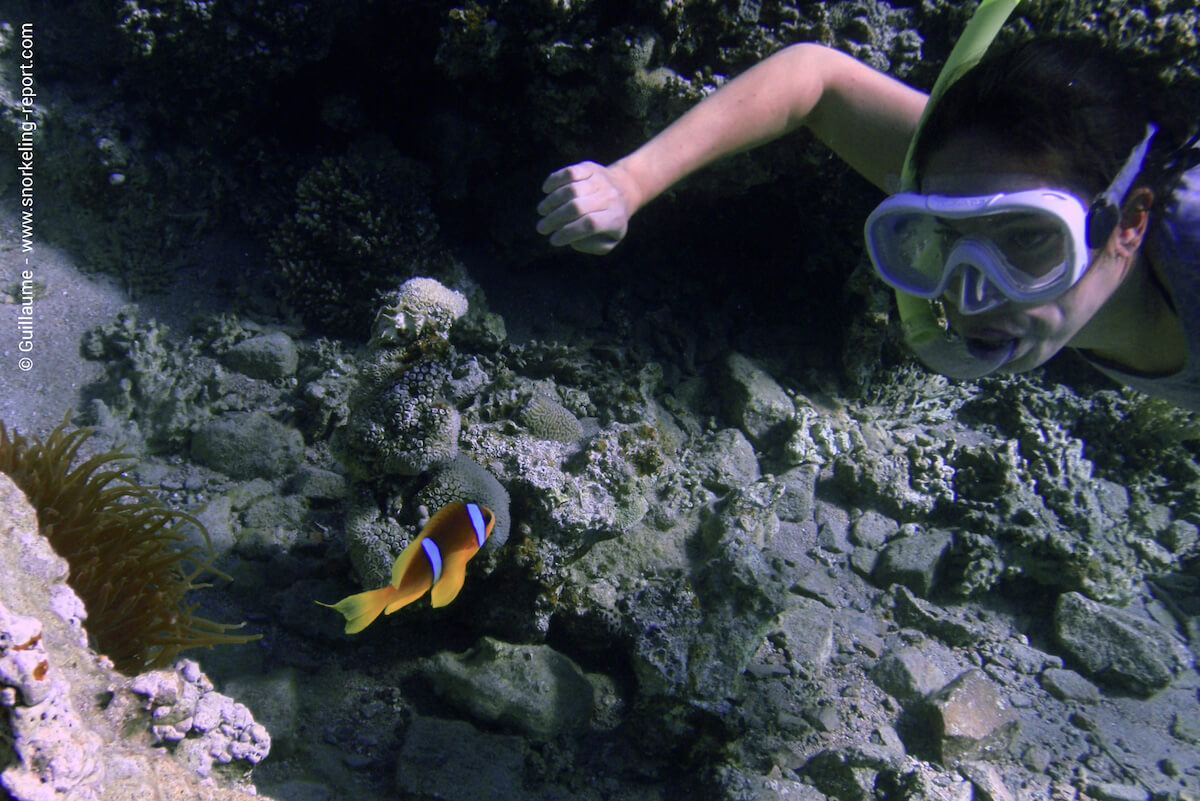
912,36 -> 1188,202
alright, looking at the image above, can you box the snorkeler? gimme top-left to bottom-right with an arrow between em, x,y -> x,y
536,1 -> 1200,411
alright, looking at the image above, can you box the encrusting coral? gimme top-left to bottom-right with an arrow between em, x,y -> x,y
0,416 -> 258,674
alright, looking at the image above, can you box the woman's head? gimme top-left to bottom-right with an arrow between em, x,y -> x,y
902,37 -> 1185,374
912,36 -> 1166,199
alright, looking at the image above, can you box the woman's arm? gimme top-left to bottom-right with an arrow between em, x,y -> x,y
537,43 -> 928,253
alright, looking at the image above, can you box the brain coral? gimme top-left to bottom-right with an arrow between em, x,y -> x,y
336,356 -> 460,478
371,277 -> 469,346
519,395 -> 583,443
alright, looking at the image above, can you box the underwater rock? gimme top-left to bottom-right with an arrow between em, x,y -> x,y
371,276 -> 468,346
892,586 -> 985,647
691,478 -> 791,701
285,465 -> 347,502
871,528 -> 953,598
420,637 -> 594,739
771,598 -> 835,680
1053,592 -> 1193,697
235,494 -> 309,557
1038,667 -> 1101,704
693,427 -> 761,493
850,509 -> 900,549
127,659 -> 271,779
871,646 -> 948,708
718,352 -> 795,449
925,669 -> 1020,764
221,668 -> 302,757
222,331 -> 299,380
776,464 -> 819,523
803,744 -> 908,801
959,761 -> 1018,801
190,411 -> 306,480
396,716 -> 528,801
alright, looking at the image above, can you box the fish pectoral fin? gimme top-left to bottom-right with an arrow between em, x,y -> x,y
382,584 -> 430,615
429,552 -> 471,608
316,585 -> 397,634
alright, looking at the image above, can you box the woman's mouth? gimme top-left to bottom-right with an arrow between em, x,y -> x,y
965,336 -> 1018,362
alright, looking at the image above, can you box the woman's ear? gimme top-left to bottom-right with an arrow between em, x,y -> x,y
1114,186 -> 1155,256
1113,185 -> 1152,245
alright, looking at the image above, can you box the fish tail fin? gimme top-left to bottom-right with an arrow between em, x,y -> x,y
316,585 -> 399,634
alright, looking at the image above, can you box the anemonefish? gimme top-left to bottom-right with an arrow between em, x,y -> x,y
318,502 -> 495,634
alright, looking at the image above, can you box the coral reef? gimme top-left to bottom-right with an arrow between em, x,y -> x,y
0,472 -> 272,800
8,3 -> 1200,799
268,142 -> 441,338
372,276 -> 469,347
0,416 -> 257,673
336,353 -> 461,479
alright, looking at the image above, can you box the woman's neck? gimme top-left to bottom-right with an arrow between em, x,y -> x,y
1075,254 -> 1187,375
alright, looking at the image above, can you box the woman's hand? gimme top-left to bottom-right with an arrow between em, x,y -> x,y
536,161 -> 638,255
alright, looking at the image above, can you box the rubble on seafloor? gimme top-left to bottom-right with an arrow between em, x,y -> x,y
2,272 -> 1193,801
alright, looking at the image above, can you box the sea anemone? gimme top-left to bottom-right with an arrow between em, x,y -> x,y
0,415 -> 258,674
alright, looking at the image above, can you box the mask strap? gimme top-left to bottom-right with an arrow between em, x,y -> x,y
1085,122 -> 1157,249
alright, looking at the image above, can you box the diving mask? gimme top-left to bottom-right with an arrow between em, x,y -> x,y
867,123 -> 1157,316
865,187 -> 1089,314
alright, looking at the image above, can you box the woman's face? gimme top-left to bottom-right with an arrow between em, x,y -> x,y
921,133 -> 1135,373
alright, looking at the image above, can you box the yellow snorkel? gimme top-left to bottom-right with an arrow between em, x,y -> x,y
893,0 -> 1023,379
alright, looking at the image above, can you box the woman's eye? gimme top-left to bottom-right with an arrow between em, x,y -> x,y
1005,228 -> 1055,250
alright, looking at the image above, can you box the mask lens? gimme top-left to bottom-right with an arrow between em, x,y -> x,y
867,205 -> 1073,297
967,211 -> 1069,284
867,211 -> 955,295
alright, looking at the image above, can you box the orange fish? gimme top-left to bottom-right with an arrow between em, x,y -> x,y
318,502 -> 496,634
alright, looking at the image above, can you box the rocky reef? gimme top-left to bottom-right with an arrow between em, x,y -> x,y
0,472 -> 272,800
2,2 -> 1200,801
16,268 -> 1191,800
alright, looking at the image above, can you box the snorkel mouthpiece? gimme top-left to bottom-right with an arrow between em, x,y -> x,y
890,0 -> 1023,379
